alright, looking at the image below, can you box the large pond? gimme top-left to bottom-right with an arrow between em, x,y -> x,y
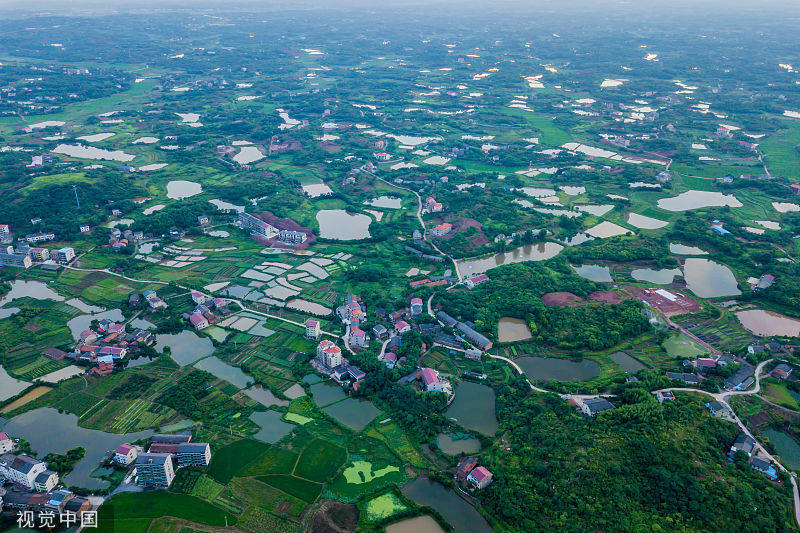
1,408 -> 152,489
166,180 -> 202,200
322,398 -> 381,431
209,198 -> 245,213
669,243 -> 707,255
445,382 -> 498,436
366,196 -> 403,209
762,429 -> 800,470
457,242 -> 564,276
52,143 -> 135,162
437,433 -> 481,455
0,280 -> 65,307
516,356 -> 601,381
572,264 -> 613,282
249,410 -> 294,444
497,317 -> 532,343
155,331 -> 215,366
627,213 -> 669,229
683,258 -> 741,298
609,351 -> 647,373
736,310 -> 800,337
402,478 -> 492,533
657,190 -> 742,212
194,357 -> 252,388
232,146 -> 265,165
316,210 -> 372,240
0,366 -> 31,402
631,268 -> 682,285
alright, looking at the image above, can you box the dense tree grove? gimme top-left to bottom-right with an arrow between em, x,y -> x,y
439,261 -> 650,349
479,378 -> 794,532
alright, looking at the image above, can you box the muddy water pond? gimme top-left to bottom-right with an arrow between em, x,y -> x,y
669,243 -> 707,255
572,264 -> 613,282
386,515 -> 444,533
631,268 -> 682,285
194,357 -> 252,388
316,210 -> 372,240
437,433 -> 481,455
0,366 -> 31,402
736,310 -> 800,337
497,317 -> 532,343
657,190 -> 742,211
155,330 -> 215,365
457,242 -> 564,276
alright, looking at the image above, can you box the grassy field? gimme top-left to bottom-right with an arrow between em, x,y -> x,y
293,438 -> 347,483
761,379 -> 800,410
207,439 -> 272,484
238,445 -> 299,476
760,119 -> 800,181
96,491 -> 236,533
361,492 -> 409,522
256,474 -> 322,502
662,332 -> 709,358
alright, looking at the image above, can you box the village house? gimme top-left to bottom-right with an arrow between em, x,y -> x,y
464,274 -> 489,289
189,312 -> 209,330
706,401 -> 729,418
114,444 -> 139,466
456,322 -> 493,351
0,432 -> 14,454
666,372 -> 700,385
656,391 -> 675,403
372,324 -> 388,340
729,433 -> 756,459
425,197 -> 443,212
724,365 -> 755,391
305,319 -> 321,340
431,223 -> 452,237
0,454 -> 53,491
751,457 -> 778,480
143,290 -> 168,311
467,466 -> 493,490
349,326 -> 368,347
772,364 -> 793,380
581,397 -> 616,417
277,229 -> 308,244
394,320 -> 411,335
456,456 -> 478,481
410,297 -> 424,316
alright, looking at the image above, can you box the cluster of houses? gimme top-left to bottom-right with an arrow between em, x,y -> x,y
435,310 -> 493,352
108,227 -> 144,252
0,432 -> 94,517
314,339 -> 366,390
0,242 -> 74,270
456,456 -> 493,490
728,433 -> 779,481
112,433 -> 211,488
237,211 -> 310,247
142,289 -> 168,312
60,318 -> 155,376
668,348 -> 796,390
186,291 -> 231,330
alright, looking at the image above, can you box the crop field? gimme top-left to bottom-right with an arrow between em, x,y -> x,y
256,474 -> 323,502
239,445 -> 299,476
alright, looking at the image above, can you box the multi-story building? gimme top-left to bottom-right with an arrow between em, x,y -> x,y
53,247 -> 75,264
278,229 -> 307,244
431,223 -> 452,237
34,470 -> 60,492
0,246 -> 32,269
305,320 -> 321,340
0,454 -> 48,490
410,297 -> 424,316
29,247 -> 50,262
176,442 -> 211,467
238,211 -> 276,238
136,453 -> 175,487
317,340 -> 343,369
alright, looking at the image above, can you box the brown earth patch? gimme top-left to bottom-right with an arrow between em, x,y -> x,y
541,292 -> 586,307
587,291 -> 629,304
308,500 -> 359,533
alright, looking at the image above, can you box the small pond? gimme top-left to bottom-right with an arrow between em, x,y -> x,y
194,357 -> 252,388
316,210 -> 372,240
155,330 -> 215,366
572,264 -> 613,283
445,382 -> 498,436
631,268 -> 682,285
366,196 -> 403,209
669,243 -> 707,255
322,398 -> 381,432
497,317 -> 532,343
516,356 -> 601,381
401,478 -> 492,533
436,433 -> 481,455
736,310 -> 800,338
249,410 -> 294,444
166,180 -> 202,200
457,242 -> 564,276
683,258 -> 741,298
657,190 -> 742,212
244,385 -> 289,407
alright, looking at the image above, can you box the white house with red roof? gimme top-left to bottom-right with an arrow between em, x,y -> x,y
189,312 -> 209,330
114,444 -> 139,466
431,223 -> 452,237
305,319 -> 320,339
0,432 -> 13,454
317,340 -> 343,369
394,320 -> 411,335
464,274 -> 489,289
467,466 -> 493,489
410,298 -> 424,316
425,197 -> 443,213
79,329 -> 98,344
191,291 -> 211,305
349,326 -> 368,347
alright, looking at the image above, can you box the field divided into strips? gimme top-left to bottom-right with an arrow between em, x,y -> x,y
366,421 -> 426,468
672,313 -> 756,353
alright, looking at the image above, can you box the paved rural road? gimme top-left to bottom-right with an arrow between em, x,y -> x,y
369,171 -> 462,281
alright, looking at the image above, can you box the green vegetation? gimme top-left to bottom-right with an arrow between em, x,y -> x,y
96,492 -> 236,533
294,438 -> 347,482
